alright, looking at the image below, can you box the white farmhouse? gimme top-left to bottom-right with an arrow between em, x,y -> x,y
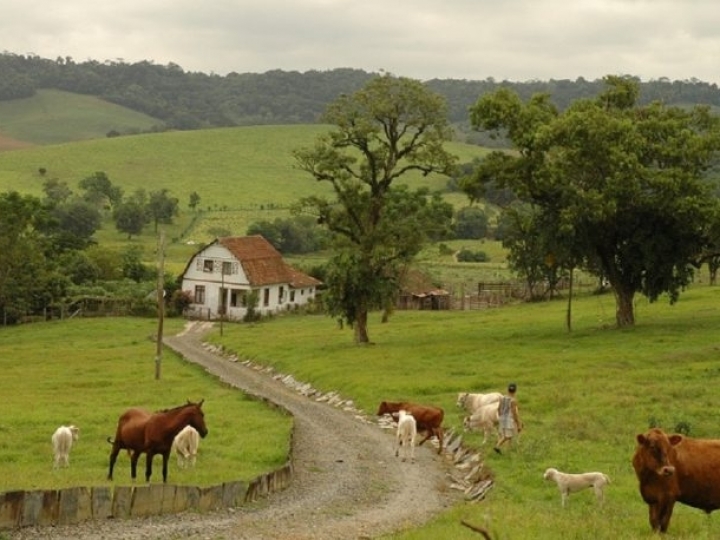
181,235 -> 322,320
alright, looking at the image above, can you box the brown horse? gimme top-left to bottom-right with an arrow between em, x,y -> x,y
107,399 -> 208,483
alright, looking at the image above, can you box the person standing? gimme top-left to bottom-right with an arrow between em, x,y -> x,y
494,382 -> 522,454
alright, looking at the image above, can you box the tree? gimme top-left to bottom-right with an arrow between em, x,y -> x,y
466,76 -> 720,327
294,74 -> 457,343
0,191 -> 64,323
113,199 -> 148,238
78,171 -> 123,209
147,189 -> 179,232
189,191 -> 201,211
454,206 -> 489,239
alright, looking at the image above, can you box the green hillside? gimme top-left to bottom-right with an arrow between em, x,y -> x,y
0,126 -> 489,272
0,89 -> 160,146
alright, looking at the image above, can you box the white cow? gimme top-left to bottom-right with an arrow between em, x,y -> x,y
172,425 -> 200,468
462,403 -> 499,444
395,410 -> 417,462
52,425 -> 79,468
456,392 -> 503,414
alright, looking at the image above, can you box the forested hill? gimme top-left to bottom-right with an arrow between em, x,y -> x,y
2,52 -> 720,132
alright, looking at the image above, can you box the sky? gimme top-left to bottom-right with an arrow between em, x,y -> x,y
2,0 -> 720,84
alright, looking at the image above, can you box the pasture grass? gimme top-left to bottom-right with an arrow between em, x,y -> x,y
0,90 -> 159,145
207,282 -> 720,539
0,317 -> 291,491
0,125 -> 489,271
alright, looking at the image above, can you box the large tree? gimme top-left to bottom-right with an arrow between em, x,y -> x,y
294,74 -> 457,343
465,76 -> 720,327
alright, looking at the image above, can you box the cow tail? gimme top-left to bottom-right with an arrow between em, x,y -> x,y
107,437 -> 114,445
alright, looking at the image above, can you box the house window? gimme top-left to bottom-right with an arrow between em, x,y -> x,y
230,289 -> 246,307
290,290 -> 296,302
203,259 -> 214,273
263,288 -> 270,307
279,286 -> 285,303
194,285 -> 206,304
222,261 -> 233,275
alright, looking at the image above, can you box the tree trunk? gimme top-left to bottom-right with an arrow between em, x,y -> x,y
354,309 -> 370,344
614,287 -> 635,327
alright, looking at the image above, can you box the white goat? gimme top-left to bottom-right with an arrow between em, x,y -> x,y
456,392 -> 503,414
395,410 -> 417,462
51,425 -> 79,468
543,467 -> 611,507
462,403 -> 499,444
172,425 -> 200,468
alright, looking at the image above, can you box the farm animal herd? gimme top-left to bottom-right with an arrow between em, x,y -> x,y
46,390 -> 720,533
51,399 -> 207,484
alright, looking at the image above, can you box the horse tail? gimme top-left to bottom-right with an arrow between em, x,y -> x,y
107,436 -> 114,445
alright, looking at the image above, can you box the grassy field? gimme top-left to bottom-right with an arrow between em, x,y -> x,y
0,317 -> 291,492
0,124 -> 490,273
0,89 -> 160,145
203,282 -> 720,539
3,281 -> 720,537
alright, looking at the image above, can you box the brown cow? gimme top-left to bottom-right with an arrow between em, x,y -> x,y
632,427 -> 720,532
377,401 -> 444,454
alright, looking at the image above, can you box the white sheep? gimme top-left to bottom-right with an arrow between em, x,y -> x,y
172,425 -> 200,468
543,467 -> 611,507
462,402 -> 499,444
395,410 -> 417,462
52,425 -> 79,468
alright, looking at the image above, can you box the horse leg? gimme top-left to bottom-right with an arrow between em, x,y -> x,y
162,451 -> 171,483
108,447 -> 121,480
130,451 -> 142,481
145,452 -> 154,482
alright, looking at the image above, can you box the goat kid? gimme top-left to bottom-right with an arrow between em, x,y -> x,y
172,425 -> 200,469
52,425 -> 80,468
395,410 -> 417,462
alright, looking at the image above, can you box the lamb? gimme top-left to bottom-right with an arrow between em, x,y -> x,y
462,402 -> 499,444
456,392 -> 503,414
172,425 -> 200,468
52,425 -> 80,468
395,410 -> 417,462
543,467 -> 611,507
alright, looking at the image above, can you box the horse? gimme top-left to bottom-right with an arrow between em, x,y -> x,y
107,399 -> 208,483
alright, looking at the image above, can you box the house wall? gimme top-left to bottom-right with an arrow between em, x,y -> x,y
181,245 -> 317,321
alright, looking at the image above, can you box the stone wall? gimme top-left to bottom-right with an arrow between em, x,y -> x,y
0,461 -> 293,530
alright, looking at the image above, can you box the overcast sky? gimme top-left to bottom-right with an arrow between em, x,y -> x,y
2,0 -> 719,83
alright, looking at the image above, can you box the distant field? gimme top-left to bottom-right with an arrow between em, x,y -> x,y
0,125 -> 490,273
0,89 -> 160,145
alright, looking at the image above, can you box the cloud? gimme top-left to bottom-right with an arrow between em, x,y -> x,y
1,0 -> 719,83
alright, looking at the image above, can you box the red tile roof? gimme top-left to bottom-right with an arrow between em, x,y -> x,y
218,235 -> 322,288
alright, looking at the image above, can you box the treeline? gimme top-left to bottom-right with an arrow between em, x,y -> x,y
2,52 -> 720,132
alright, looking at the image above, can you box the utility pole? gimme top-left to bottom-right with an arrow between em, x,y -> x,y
155,230 -> 165,380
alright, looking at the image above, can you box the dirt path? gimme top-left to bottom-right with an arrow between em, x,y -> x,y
12,322 -> 459,539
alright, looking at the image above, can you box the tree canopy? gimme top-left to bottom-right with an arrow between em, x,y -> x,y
294,74 -> 457,343
464,76 -> 720,327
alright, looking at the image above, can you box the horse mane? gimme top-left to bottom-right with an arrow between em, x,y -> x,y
155,400 -> 202,414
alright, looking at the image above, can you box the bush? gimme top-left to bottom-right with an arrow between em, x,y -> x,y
456,249 -> 489,262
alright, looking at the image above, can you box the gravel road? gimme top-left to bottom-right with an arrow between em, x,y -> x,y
11,321 -> 459,540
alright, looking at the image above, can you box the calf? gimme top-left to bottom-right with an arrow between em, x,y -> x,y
543,467 -> 610,507
172,425 -> 200,469
377,401 -> 444,454
395,410 -> 417,462
52,425 -> 79,468
632,427 -> 720,532
456,392 -> 503,414
462,402 -> 499,445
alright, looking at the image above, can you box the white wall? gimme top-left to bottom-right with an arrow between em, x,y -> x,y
181,245 -> 317,321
